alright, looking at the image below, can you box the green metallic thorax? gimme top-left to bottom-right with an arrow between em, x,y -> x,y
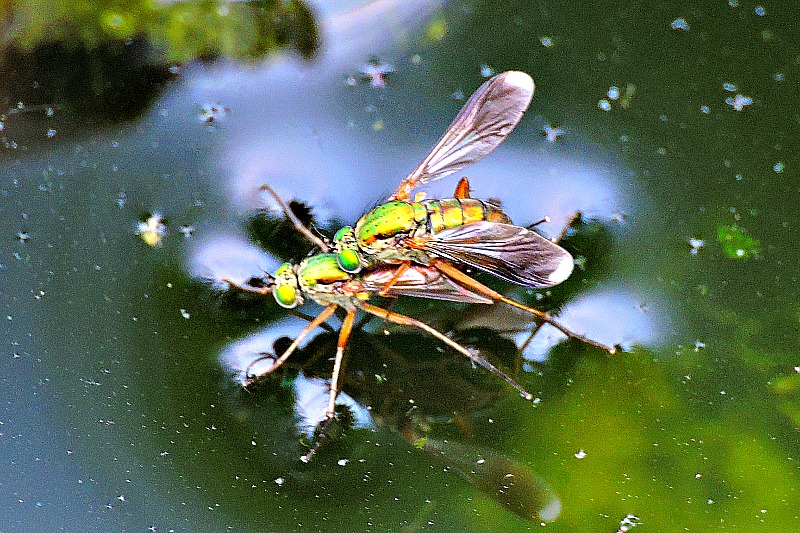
296,254 -> 360,308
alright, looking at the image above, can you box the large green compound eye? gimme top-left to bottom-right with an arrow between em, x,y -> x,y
337,249 -> 362,273
273,284 -> 297,308
333,226 -> 352,243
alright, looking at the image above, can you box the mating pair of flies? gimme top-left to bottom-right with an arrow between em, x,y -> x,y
217,71 -> 617,461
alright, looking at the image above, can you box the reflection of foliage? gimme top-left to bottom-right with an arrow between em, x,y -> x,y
248,199 -> 332,262
3,0 -> 318,62
717,224 -> 760,260
771,373 -> 800,427
0,1 -> 318,124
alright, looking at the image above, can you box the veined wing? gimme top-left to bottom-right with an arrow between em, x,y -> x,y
420,221 -> 574,288
360,265 -> 492,304
391,71 -> 534,201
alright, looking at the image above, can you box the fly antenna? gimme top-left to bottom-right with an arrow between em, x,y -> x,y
260,184 -> 329,252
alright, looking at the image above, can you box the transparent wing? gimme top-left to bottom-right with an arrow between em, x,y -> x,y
391,71 -> 534,201
419,221 -> 574,288
360,265 -> 492,304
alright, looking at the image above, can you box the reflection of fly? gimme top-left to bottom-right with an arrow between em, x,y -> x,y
333,71 -> 614,352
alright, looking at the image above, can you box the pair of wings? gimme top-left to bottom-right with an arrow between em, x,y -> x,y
389,71 -> 574,291
359,220 -> 574,305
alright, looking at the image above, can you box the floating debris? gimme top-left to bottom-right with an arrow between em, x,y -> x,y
717,224 -> 760,259
136,213 -> 167,247
688,238 -> 704,255
541,124 -> 564,143
199,103 -> 228,124
725,94 -> 752,111
361,59 -> 394,89
179,225 -> 195,238
670,18 -> 690,31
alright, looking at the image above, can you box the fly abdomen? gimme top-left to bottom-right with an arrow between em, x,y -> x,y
423,198 -> 512,234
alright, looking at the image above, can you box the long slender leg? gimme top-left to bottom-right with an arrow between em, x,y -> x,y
430,259 -> 616,354
300,308 -> 357,463
245,304 -> 338,382
260,183 -> 329,252
357,302 -> 533,400
377,260 -> 411,297
521,210 -> 585,350
327,309 -> 356,419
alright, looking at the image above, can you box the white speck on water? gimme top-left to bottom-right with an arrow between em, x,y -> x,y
694,340 -> 706,352
598,99 -> 611,111
574,449 -> 586,459
480,64 -> 495,78
755,5 -> 765,16
671,18 -> 689,31
180,309 -> 190,319
722,82 -> 737,92
607,86 -> 621,100
337,458 -> 349,466
700,105 -> 710,114
540,36 -> 554,47
726,94 -> 752,111
274,477 -> 285,486
773,72 -> 784,82
542,124 -> 563,142
728,0 -> 738,6
47,129 -> 57,138
689,238 -> 704,255
476,458 -> 485,465
773,162 -> 785,173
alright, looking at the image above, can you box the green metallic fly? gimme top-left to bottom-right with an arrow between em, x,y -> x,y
215,190 -> 534,460
332,71 -> 615,353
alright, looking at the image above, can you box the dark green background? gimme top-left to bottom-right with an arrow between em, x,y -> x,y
2,0 -> 799,531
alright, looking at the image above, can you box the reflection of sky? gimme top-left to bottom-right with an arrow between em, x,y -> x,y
517,286 -> 675,362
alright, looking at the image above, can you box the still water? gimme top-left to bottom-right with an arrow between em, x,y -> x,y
2,0 -> 798,531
